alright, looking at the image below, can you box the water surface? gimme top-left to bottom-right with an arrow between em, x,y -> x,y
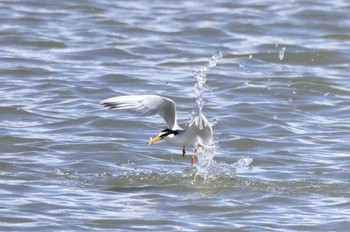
1,0 -> 350,231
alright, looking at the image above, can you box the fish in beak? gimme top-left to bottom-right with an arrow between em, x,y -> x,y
147,135 -> 162,145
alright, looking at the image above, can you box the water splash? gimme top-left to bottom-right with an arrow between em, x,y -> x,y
279,46 -> 286,61
184,145 -> 253,181
233,156 -> 254,169
192,51 -> 222,116
188,51 -> 253,180
194,148 -> 253,180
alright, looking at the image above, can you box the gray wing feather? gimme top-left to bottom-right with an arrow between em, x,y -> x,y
101,95 -> 180,129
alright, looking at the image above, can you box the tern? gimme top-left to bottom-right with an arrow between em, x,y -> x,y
101,95 -> 212,165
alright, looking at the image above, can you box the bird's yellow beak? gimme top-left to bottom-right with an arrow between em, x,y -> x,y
147,135 -> 162,145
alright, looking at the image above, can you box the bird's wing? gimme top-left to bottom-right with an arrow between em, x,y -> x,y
187,111 -> 213,147
101,95 -> 180,129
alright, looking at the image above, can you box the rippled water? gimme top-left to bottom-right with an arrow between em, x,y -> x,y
1,0 -> 350,231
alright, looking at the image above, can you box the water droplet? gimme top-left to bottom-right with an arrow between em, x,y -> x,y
234,156 -> 253,169
324,92 -> 330,97
249,55 -> 253,59
273,115 -> 278,120
279,46 -> 286,61
210,118 -> 218,126
239,63 -> 245,68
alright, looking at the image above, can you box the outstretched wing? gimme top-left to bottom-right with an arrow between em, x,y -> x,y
101,95 -> 181,129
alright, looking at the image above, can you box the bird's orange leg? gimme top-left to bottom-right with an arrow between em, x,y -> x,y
182,146 -> 186,157
191,147 -> 197,165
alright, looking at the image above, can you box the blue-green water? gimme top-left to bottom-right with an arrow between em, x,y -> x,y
1,0 -> 350,231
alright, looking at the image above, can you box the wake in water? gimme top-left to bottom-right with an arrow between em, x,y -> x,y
188,51 -> 253,180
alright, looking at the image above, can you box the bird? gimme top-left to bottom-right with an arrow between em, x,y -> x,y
101,95 -> 213,165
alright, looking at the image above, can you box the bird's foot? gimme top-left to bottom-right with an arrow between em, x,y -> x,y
191,147 -> 197,166
182,146 -> 186,157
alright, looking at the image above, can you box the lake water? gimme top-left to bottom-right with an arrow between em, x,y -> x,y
1,0 -> 350,231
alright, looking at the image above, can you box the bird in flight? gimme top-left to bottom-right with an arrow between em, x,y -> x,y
101,95 -> 212,165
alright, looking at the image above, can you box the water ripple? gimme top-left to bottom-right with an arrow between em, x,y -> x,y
1,0 -> 350,231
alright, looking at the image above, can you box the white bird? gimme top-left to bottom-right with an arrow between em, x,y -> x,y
101,95 -> 212,165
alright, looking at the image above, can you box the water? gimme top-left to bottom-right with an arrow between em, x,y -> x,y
1,0 -> 350,231
191,51 -> 252,179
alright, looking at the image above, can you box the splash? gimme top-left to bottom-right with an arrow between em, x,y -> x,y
189,51 -> 253,180
279,46 -> 286,61
191,51 -> 222,178
191,51 -> 222,125
193,51 -> 222,113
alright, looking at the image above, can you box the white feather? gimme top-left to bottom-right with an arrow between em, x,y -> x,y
101,95 -> 182,130
101,94 -> 212,148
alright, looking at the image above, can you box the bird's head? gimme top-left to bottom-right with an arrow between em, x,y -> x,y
147,128 -> 179,145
